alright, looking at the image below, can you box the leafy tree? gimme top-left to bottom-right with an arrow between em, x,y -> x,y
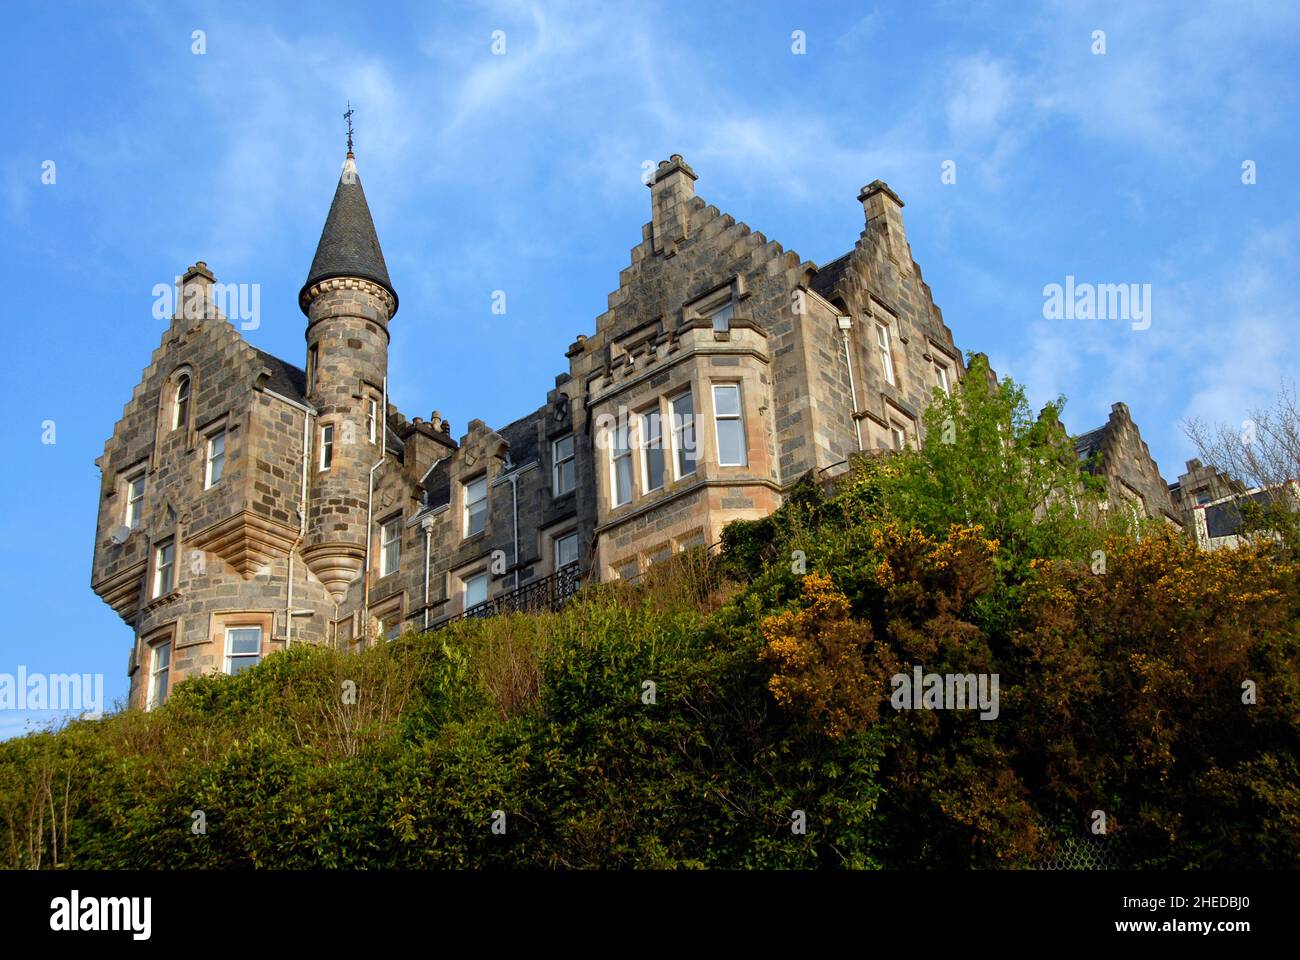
882,355 -> 1113,567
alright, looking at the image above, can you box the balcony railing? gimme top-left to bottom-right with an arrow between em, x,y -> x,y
435,563 -> 586,629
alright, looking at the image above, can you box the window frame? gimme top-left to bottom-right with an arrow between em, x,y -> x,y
152,537 -> 175,598
367,398 -> 379,445
307,344 -> 318,394
223,624 -> 263,676
379,515 -> 401,577
462,570 -> 489,612
552,434 -> 575,497
319,423 -> 334,472
609,419 -> 634,507
124,472 -> 146,529
638,405 -> 665,493
147,637 -> 171,710
554,530 -> 579,571
669,389 -> 697,481
463,475 -> 488,538
204,428 -> 226,489
876,322 -> 896,386
935,362 -> 950,395
711,383 -> 747,467
172,374 -> 191,432
890,424 -> 908,451
709,299 -> 734,334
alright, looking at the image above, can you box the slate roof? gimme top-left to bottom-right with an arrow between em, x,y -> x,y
299,154 -> 397,314
1205,490 -> 1272,539
496,410 -> 543,469
252,348 -> 308,404
385,416 -> 405,459
810,253 -> 852,302
422,458 -> 452,510
1074,426 -> 1108,464
417,410 -> 544,511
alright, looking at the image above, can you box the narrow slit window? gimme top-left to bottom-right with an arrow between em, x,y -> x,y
173,375 -> 191,431
320,424 -> 334,471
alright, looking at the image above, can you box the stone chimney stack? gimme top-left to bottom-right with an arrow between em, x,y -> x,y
177,261 -> 215,324
859,180 -> 914,275
650,154 -> 697,256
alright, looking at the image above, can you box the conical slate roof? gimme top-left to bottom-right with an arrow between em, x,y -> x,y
299,153 -> 398,315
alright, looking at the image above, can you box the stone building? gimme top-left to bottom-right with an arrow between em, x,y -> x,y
91,149 -> 1178,709
1073,401 -> 1184,526
1168,458 -> 1247,519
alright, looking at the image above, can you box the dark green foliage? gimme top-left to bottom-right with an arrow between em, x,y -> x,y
4,362 -> 1295,869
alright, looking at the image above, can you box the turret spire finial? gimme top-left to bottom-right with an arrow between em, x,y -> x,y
344,101 -> 355,157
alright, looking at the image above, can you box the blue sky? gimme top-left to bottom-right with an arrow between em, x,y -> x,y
3,0 -> 1298,737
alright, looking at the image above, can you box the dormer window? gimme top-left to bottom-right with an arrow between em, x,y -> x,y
172,374 -> 191,431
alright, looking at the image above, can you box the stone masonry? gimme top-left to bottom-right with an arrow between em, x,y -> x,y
92,149 -> 1184,709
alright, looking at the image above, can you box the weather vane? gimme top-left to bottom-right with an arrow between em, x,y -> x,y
344,102 -> 355,154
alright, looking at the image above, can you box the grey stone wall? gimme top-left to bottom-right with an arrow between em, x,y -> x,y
93,156 -> 1197,707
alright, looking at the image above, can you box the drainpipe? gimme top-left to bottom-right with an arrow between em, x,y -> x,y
286,408 -> 313,647
363,376 -> 388,628
508,473 -> 520,589
838,316 -> 863,451
421,515 -> 434,628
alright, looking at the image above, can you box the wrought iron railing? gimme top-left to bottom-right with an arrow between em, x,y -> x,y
434,563 -> 586,629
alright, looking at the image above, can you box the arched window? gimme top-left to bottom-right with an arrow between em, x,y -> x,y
173,374 -> 191,431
